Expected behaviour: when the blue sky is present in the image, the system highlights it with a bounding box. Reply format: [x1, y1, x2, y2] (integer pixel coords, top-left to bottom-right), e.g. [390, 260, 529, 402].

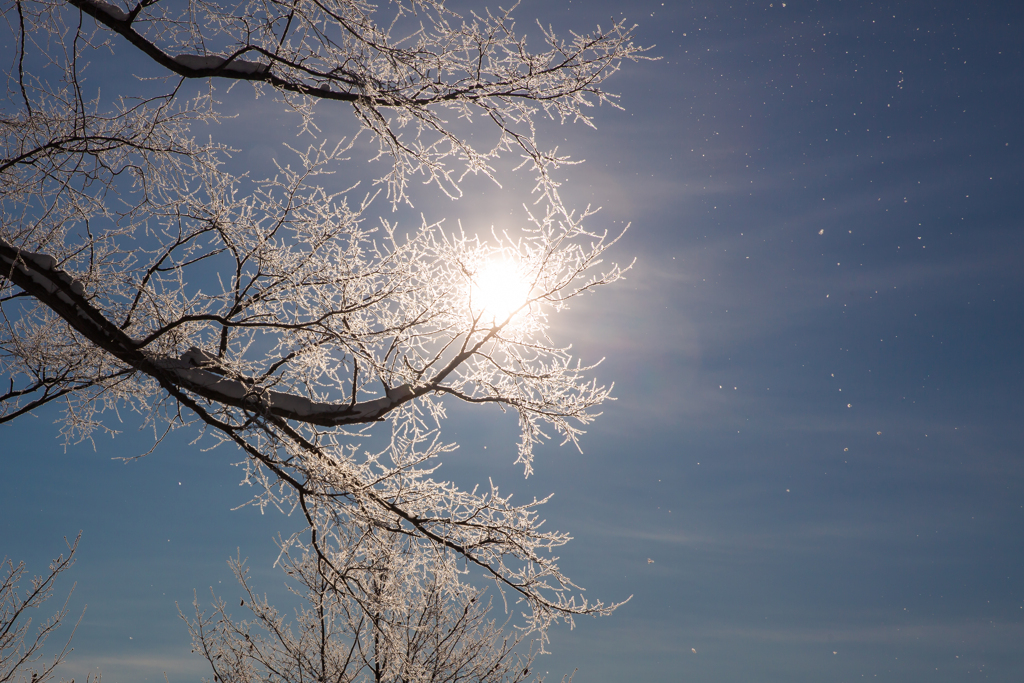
[3, 1, 1023, 681]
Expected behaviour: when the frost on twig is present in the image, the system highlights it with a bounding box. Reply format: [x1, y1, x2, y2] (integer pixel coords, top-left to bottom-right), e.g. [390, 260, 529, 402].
[183, 543, 542, 683]
[63, 0, 651, 205]
[0, 534, 83, 683]
[1, 0, 639, 647]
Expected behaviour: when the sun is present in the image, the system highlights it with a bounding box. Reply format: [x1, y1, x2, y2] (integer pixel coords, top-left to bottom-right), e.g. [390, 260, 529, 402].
[470, 257, 532, 325]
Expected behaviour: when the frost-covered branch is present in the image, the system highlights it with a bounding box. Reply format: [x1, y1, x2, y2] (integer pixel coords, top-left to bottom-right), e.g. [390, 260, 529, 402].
[183, 549, 546, 683]
[1, 0, 638, 659]
[0, 535, 82, 683]
[59, 0, 649, 203]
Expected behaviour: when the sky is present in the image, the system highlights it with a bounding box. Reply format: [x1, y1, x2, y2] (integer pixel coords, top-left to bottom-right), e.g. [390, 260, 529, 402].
[3, 0, 1024, 681]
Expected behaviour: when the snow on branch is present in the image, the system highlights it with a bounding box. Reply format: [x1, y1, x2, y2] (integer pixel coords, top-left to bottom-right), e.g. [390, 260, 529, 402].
[0, 239, 416, 426]
[60, 0, 650, 203]
[171, 54, 268, 75]
[81, 0, 128, 21]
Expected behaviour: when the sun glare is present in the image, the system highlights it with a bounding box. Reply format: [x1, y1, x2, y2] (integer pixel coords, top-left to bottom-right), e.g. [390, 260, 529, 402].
[471, 258, 531, 324]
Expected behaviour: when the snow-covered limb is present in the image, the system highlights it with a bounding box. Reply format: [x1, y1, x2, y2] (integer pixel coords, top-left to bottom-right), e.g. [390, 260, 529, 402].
[60, 0, 650, 204]
[151, 353, 417, 424]
[1, 239, 420, 427]
[80, 0, 128, 22]
[172, 54, 268, 75]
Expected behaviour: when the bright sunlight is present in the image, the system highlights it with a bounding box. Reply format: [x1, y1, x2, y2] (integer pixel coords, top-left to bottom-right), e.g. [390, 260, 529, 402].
[470, 257, 532, 324]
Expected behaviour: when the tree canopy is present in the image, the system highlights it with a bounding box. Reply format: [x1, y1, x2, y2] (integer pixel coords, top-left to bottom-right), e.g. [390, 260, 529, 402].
[1, 0, 646, 678]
